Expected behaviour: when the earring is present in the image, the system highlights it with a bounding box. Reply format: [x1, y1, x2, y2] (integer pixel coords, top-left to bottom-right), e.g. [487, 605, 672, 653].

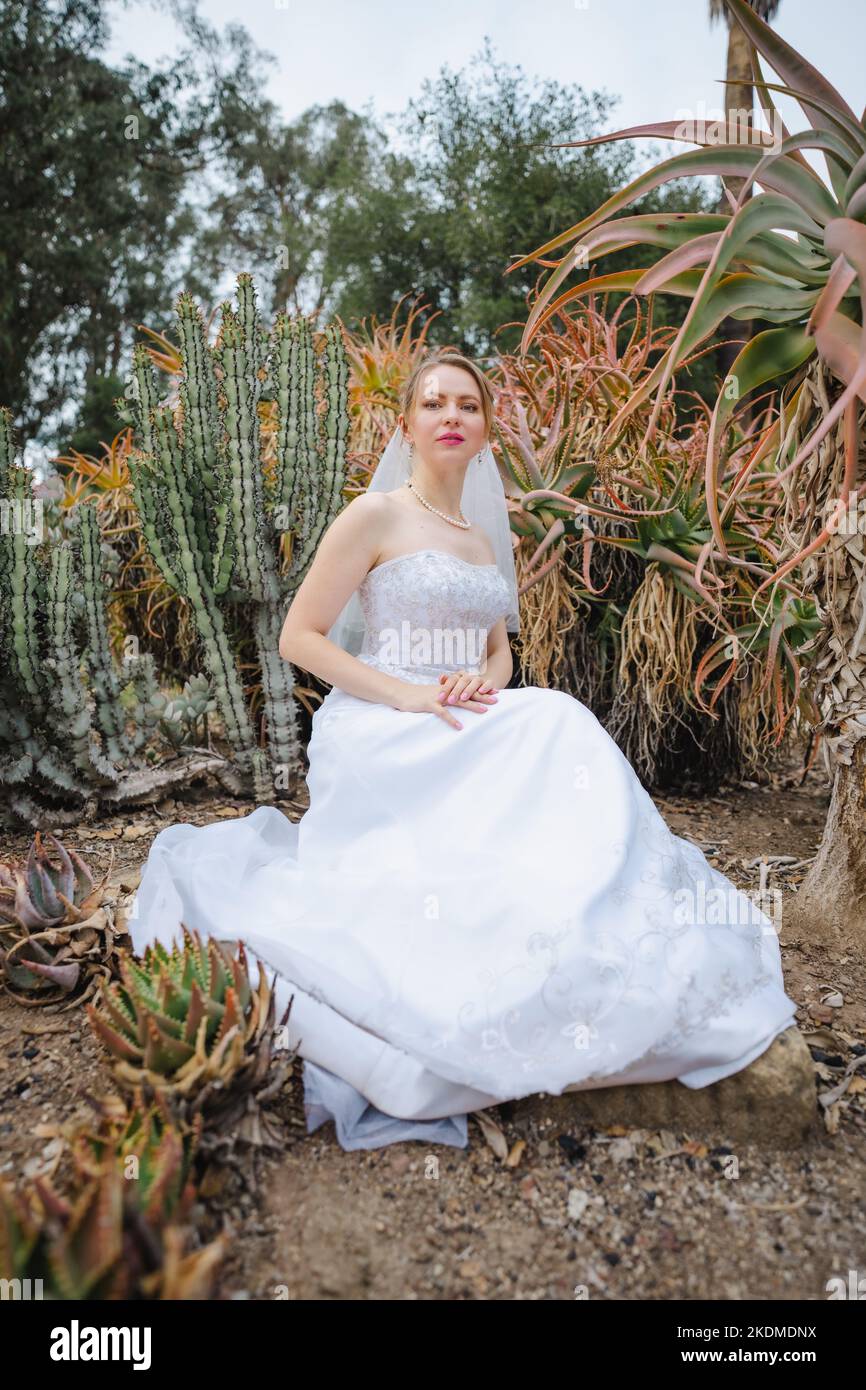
[477, 450, 484, 464]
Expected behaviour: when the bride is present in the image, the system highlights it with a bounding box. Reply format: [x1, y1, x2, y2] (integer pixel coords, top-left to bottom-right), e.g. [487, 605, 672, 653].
[130, 352, 798, 1151]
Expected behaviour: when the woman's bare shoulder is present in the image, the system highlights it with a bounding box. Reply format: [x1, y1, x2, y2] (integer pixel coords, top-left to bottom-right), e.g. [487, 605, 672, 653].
[344, 489, 407, 519]
[466, 523, 497, 565]
[346, 490, 392, 512]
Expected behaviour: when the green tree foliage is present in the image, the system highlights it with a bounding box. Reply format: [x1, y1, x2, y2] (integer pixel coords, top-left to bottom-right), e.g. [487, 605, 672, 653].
[3, 8, 722, 452]
[323, 39, 718, 374]
[0, 0, 274, 446]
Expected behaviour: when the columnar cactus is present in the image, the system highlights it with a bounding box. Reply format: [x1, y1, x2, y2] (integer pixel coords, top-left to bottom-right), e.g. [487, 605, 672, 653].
[0, 411, 229, 827]
[126, 273, 350, 799]
[0, 413, 121, 822]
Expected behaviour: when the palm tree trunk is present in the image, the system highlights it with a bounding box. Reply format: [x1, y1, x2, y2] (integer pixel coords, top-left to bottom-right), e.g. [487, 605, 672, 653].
[789, 740, 866, 952]
[715, 18, 755, 402]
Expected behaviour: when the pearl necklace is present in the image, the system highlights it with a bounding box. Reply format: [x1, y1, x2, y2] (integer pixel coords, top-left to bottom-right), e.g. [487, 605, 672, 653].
[406, 479, 470, 529]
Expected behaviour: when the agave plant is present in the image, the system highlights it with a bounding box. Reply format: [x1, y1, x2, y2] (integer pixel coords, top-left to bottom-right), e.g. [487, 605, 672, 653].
[338, 291, 443, 482]
[511, 0, 866, 945]
[0, 832, 116, 1006]
[87, 926, 294, 1141]
[0, 1088, 223, 1299]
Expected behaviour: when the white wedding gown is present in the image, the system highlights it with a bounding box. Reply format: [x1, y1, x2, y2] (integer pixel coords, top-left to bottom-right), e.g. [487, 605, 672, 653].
[130, 548, 798, 1150]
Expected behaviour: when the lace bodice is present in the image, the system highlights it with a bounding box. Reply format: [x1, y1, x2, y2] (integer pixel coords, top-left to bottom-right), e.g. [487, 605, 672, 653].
[355, 548, 513, 684]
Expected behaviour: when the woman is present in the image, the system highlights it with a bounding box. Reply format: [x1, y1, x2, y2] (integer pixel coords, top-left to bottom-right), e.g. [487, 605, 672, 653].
[130, 351, 798, 1151]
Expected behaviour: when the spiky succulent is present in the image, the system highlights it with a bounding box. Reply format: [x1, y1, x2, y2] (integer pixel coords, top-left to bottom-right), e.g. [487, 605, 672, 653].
[0, 831, 115, 1005]
[0, 1088, 223, 1299]
[149, 673, 218, 750]
[67, 1086, 203, 1225]
[87, 925, 293, 1136]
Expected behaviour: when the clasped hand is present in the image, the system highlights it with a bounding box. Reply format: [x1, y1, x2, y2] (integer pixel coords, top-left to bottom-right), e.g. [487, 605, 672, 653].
[396, 670, 499, 730]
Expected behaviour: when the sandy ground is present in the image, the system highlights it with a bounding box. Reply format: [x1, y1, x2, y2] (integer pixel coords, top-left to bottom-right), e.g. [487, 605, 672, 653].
[1, 747, 864, 1301]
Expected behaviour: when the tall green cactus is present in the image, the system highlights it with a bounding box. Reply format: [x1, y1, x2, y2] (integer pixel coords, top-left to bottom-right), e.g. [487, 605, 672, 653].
[0, 411, 221, 828]
[126, 273, 350, 799]
[0, 414, 114, 821]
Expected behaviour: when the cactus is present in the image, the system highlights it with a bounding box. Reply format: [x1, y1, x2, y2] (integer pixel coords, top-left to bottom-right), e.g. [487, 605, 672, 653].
[126, 273, 350, 802]
[0, 417, 115, 819]
[87, 926, 294, 1137]
[1, 273, 350, 822]
[0, 413, 238, 827]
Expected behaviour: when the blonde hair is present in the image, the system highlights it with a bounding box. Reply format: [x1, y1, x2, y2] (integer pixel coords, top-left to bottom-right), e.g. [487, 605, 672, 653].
[400, 351, 495, 438]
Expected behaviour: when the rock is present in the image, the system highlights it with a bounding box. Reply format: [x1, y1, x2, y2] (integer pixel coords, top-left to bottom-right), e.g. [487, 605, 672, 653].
[514, 1027, 816, 1148]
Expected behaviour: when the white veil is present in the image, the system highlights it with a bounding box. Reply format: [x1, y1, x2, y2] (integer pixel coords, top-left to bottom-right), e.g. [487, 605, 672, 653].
[326, 424, 521, 657]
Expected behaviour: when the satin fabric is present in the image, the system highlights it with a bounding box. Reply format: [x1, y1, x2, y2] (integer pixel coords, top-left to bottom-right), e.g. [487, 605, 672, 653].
[130, 550, 798, 1149]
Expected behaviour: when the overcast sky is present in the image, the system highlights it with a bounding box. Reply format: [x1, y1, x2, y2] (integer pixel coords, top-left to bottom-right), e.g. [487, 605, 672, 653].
[103, 0, 861, 177]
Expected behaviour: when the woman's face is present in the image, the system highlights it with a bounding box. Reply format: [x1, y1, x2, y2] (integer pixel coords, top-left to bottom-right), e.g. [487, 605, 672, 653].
[402, 364, 488, 467]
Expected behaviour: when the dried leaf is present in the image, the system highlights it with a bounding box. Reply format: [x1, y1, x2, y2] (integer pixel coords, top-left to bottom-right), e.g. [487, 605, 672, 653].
[471, 1108, 508, 1160]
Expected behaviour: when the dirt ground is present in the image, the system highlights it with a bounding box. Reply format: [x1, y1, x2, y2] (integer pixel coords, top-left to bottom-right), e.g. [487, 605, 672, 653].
[2, 745, 864, 1301]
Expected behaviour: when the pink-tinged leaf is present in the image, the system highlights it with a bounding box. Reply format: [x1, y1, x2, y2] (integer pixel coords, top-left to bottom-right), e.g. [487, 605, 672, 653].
[526, 518, 566, 572]
[512, 143, 835, 297]
[812, 311, 866, 402]
[705, 327, 816, 555]
[635, 233, 725, 291]
[846, 184, 866, 222]
[725, 0, 858, 126]
[21, 958, 80, 990]
[774, 219, 866, 471]
[806, 253, 857, 336]
[541, 117, 784, 153]
[10, 870, 53, 929]
[519, 153, 835, 355]
[843, 150, 866, 205]
[756, 82, 866, 161]
[87, 1003, 145, 1062]
[749, 45, 814, 179]
[41, 832, 76, 902]
[638, 187, 828, 450]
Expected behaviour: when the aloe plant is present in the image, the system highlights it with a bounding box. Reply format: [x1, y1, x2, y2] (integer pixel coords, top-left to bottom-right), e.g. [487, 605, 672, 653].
[513, 0, 866, 944]
[87, 926, 293, 1137]
[0, 831, 116, 1006]
[512, 0, 863, 550]
[68, 1087, 203, 1227]
[0, 1088, 223, 1300]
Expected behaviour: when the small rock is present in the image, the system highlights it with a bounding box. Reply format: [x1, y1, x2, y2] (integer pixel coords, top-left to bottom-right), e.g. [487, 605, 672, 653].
[567, 1189, 590, 1222]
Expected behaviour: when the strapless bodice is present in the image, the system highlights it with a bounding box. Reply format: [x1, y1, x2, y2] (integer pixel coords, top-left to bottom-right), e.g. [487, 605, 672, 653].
[355, 547, 513, 684]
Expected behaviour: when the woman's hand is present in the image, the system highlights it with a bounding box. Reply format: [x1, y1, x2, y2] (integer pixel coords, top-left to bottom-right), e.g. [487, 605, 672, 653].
[396, 675, 499, 729]
[437, 670, 499, 708]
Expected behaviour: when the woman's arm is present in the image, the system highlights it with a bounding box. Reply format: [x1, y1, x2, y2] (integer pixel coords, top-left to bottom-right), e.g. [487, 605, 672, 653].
[437, 616, 513, 705]
[479, 617, 514, 689]
[278, 493, 412, 709]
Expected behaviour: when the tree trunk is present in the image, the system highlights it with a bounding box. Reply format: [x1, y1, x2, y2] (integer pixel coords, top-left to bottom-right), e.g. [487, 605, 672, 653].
[787, 739, 866, 953]
[715, 20, 754, 398]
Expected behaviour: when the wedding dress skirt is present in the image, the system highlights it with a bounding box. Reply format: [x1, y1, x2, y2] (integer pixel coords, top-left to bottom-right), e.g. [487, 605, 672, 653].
[130, 549, 798, 1150]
